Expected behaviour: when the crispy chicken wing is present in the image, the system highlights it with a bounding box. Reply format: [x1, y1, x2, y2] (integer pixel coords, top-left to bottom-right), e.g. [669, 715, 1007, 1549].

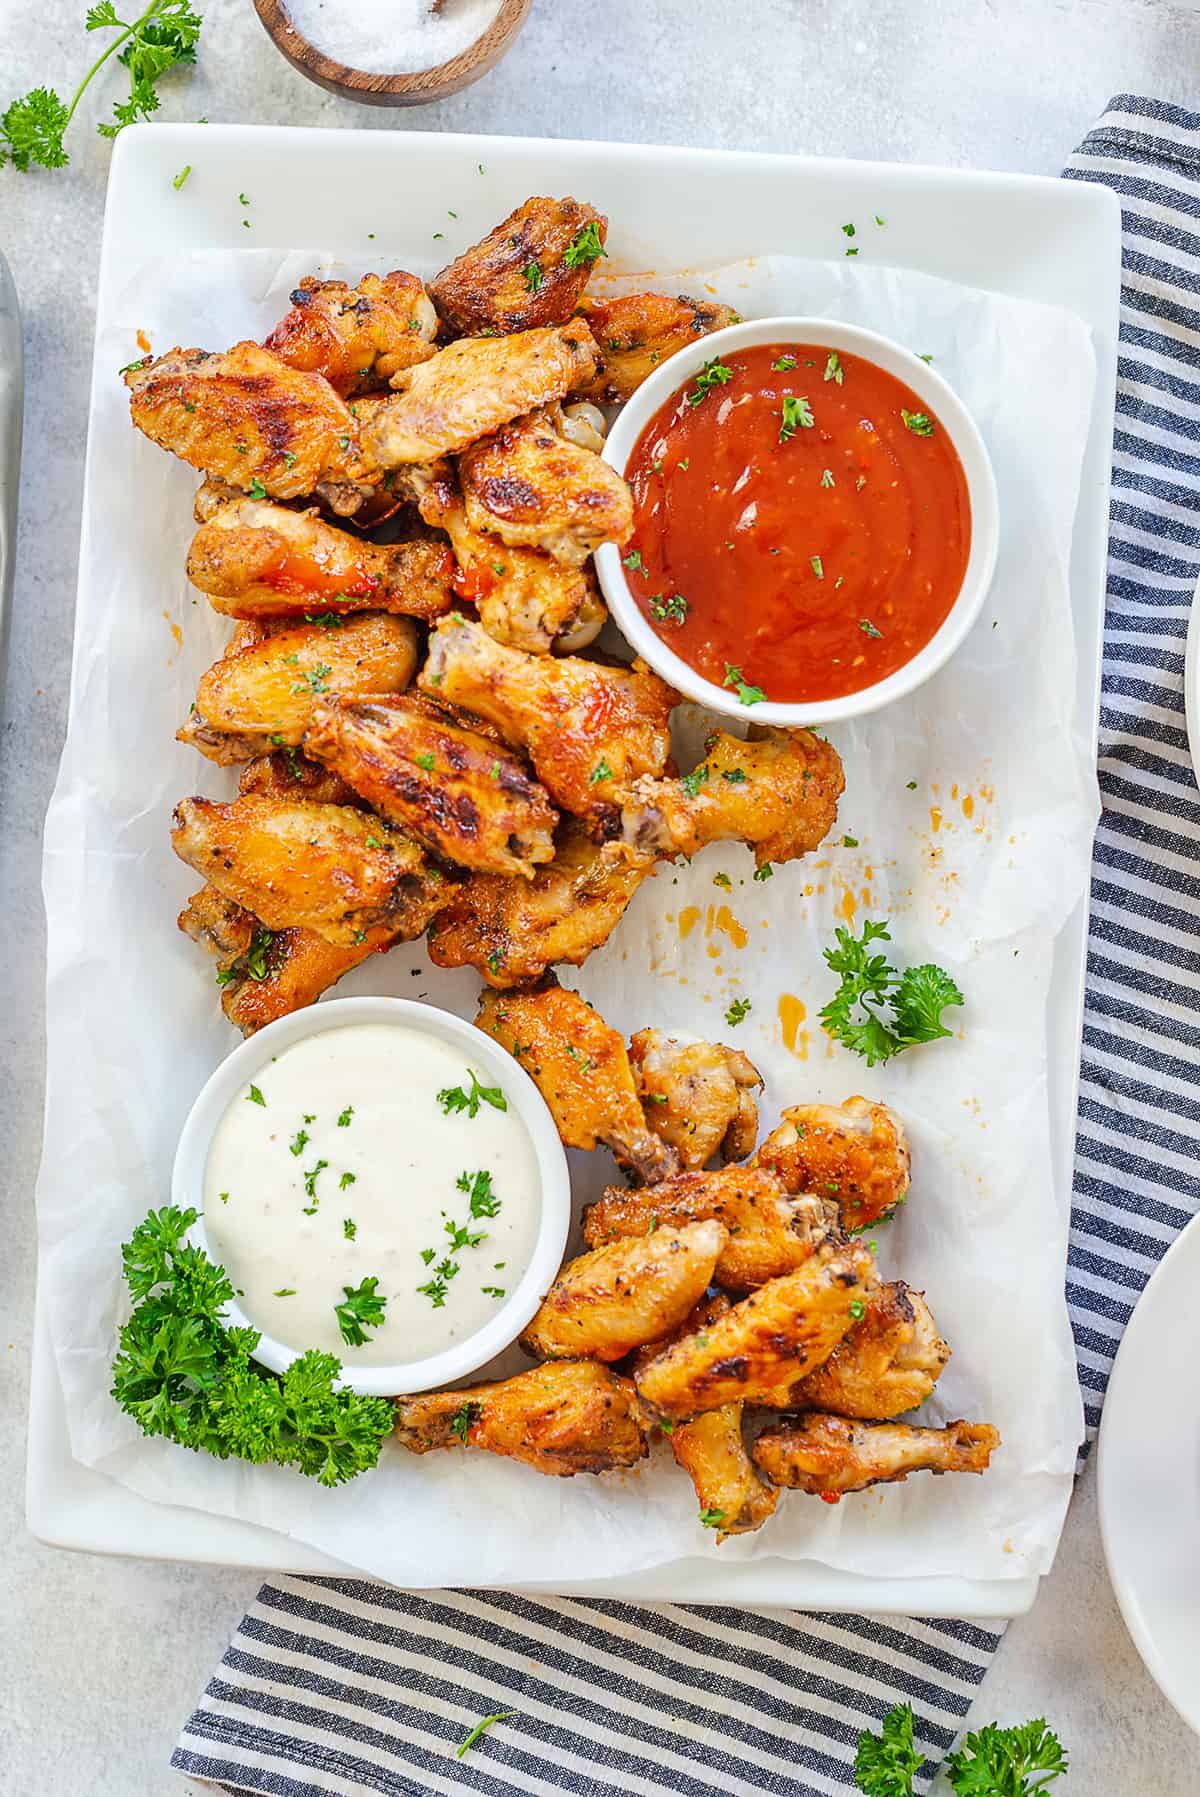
[476, 980, 680, 1183]
[177, 613, 419, 765]
[264, 271, 437, 396]
[428, 817, 654, 987]
[394, 1361, 650, 1477]
[171, 794, 443, 946]
[629, 1028, 762, 1168]
[430, 197, 608, 336]
[238, 749, 365, 807]
[752, 1415, 1000, 1497]
[788, 1282, 949, 1419]
[186, 495, 455, 622]
[584, 1165, 837, 1291]
[520, 1222, 727, 1363]
[361, 324, 601, 466]
[458, 405, 633, 566]
[576, 292, 741, 403]
[304, 693, 558, 878]
[420, 615, 677, 824]
[755, 1098, 911, 1230]
[634, 1241, 878, 1418]
[419, 465, 602, 654]
[178, 885, 400, 1036]
[622, 727, 844, 868]
[126, 342, 373, 499]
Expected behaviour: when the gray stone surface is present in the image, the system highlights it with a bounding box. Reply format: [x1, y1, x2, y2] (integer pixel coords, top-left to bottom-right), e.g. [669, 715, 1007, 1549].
[3, 0, 1200, 1789]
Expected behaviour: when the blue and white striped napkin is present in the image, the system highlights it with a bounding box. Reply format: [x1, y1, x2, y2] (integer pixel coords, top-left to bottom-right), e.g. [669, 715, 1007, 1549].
[172, 96, 1200, 1795]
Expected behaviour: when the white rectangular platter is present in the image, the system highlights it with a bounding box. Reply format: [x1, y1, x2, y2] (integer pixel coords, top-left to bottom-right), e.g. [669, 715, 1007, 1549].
[28, 122, 1121, 1614]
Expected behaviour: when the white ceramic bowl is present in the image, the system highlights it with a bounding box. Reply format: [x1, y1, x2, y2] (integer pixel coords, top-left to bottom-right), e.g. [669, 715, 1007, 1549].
[172, 996, 571, 1396]
[595, 315, 1000, 728]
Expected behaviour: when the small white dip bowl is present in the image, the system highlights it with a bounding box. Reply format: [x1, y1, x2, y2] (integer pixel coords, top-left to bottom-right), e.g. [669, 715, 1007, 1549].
[172, 996, 571, 1397]
[594, 315, 1000, 729]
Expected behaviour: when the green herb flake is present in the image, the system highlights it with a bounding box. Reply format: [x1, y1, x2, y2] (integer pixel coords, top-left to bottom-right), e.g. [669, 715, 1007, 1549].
[820, 468, 835, 488]
[343, 1218, 357, 1239]
[562, 220, 606, 267]
[623, 549, 645, 572]
[901, 409, 934, 437]
[725, 996, 751, 1027]
[723, 662, 765, 706]
[173, 164, 191, 191]
[649, 592, 688, 626]
[524, 259, 543, 292]
[248, 478, 267, 500]
[699, 1507, 726, 1528]
[438, 1070, 507, 1119]
[589, 756, 614, 785]
[772, 354, 798, 371]
[778, 393, 815, 442]
[246, 1084, 266, 1107]
[824, 351, 844, 385]
[860, 618, 883, 638]
[456, 1711, 515, 1760]
[753, 861, 774, 881]
[688, 355, 734, 407]
[335, 1275, 387, 1347]
[810, 554, 825, 579]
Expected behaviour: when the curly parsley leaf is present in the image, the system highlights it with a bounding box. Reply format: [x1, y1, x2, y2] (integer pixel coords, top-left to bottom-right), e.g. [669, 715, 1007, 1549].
[111, 1204, 392, 1486]
[438, 1068, 507, 1118]
[853, 1701, 923, 1796]
[944, 1719, 1067, 1796]
[821, 919, 964, 1066]
[334, 1275, 387, 1347]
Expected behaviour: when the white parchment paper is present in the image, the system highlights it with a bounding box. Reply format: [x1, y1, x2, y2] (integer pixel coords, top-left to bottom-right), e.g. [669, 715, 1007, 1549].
[37, 248, 1097, 1587]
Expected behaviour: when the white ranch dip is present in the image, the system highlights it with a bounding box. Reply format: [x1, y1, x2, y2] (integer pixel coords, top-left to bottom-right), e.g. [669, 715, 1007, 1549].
[204, 1023, 541, 1368]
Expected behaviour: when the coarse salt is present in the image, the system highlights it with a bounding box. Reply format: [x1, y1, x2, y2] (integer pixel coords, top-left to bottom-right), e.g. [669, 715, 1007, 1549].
[283, 0, 504, 75]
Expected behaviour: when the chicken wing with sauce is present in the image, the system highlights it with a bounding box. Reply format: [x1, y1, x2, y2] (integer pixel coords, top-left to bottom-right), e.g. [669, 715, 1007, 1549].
[788, 1281, 949, 1419]
[178, 613, 419, 765]
[476, 980, 678, 1182]
[430, 197, 608, 337]
[520, 1222, 727, 1363]
[428, 817, 654, 987]
[419, 615, 676, 825]
[360, 323, 601, 465]
[126, 342, 374, 500]
[264, 271, 437, 396]
[622, 727, 844, 868]
[584, 1165, 837, 1291]
[755, 1097, 911, 1230]
[171, 794, 443, 947]
[576, 292, 741, 404]
[304, 693, 558, 878]
[185, 495, 454, 622]
[752, 1415, 1000, 1498]
[458, 405, 633, 566]
[393, 1361, 650, 1478]
[629, 1028, 762, 1168]
[178, 885, 399, 1036]
[634, 1241, 878, 1419]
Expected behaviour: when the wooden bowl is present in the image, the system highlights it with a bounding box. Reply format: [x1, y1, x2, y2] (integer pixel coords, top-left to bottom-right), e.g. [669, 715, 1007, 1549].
[253, 0, 533, 106]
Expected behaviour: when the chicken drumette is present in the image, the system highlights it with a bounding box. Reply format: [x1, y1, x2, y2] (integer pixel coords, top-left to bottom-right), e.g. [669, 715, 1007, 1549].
[458, 405, 633, 565]
[430, 197, 608, 336]
[576, 292, 741, 403]
[755, 1097, 911, 1230]
[263, 271, 438, 396]
[475, 979, 679, 1182]
[520, 1223, 727, 1363]
[629, 1028, 762, 1168]
[752, 1416, 1000, 1498]
[788, 1281, 950, 1419]
[394, 1361, 651, 1477]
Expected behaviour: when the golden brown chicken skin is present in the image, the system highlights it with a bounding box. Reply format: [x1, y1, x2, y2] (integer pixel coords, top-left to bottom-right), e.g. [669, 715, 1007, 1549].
[420, 466, 602, 655]
[125, 342, 374, 499]
[755, 1097, 911, 1230]
[238, 749, 365, 808]
[430, 197, 608, 337]
[428, 817, 654, 988]
[634, 1240, 878, 1419]
[263, 271, 438, 396]
[186, 496, 455, 623]
[171, 794, 441, 946]
[178, 885, 402, 1036]
[576, 292, 741, 403]
[177, 613, 419, 766]
[788, 1281, 949, 1420]
[476, 979, 679, 1183]
[394, 1361, 650, 1478]
[584, 1165, 837, 1291]
[752, 1416, 1000, 1498]
[629, 1029, 762, 1168]
[420, 615, 677, 826]
[361, 323, 602, 466]
[520, 1222, 727, 1364]
[458, 405, 633, 566]
[304, 693, 558, 878]
[621, 727, 844, 869]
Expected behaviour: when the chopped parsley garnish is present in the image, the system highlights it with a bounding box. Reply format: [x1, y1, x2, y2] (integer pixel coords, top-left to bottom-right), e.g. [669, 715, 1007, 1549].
[303, 1160, 327, 1198]
[753, 862, 774, 881]
[304, 611, 347, 629]
[481, 1285, 506, 1299]
[562, 220, 606, 267]
[343, 1218, 357, 1240]
[173, 164, 191, 190]
[725, 996, 752, 1026]
[292, 663, 332, 697]
[846, 246, 860, 257]
[778, 394, 814, 441]
[722, 767, 747, 783]
[841, 222, 856, 238]
[437, 1069, 507, 1117]
[821, 918, 964, 1066]
[590, 756, 614, 784]
[849, 1299, 866, 1321]
[524, 260, 543, 291]
[713, 872, 732, 890]
[289, 1128, 309, 1157]
[450, 1401, 478, 1442]
[623, 549, 645, 572]
[246, 1084, 266, 1107]
[810, 554, 825, 579]
[457, 1168, 501, 1219]
[820, 468, 835, 488]
[456, 1711, 515, 1759]
[273, 1288, 296, 1297]
[699, 1507, 726, 1528]
[248, 477, 267, 499]
[682, 763, 710, 798]
[416, 751, 435, 771]
[649, 592, 688, 626]
[772, 354, 798, 371]
[842, 835, 859, 847]
[334, 1275, 387, 1347]
[243, 927, 273, 981]
[337, 1105, 353, 1127]
[723, 662, 765, 706]
[339, 1171, 356, 1190]
[824, 351, 844, 385]
[688, 356, 734, 406]
[901, 409, 934, 436]
[860, 618, 883, 638]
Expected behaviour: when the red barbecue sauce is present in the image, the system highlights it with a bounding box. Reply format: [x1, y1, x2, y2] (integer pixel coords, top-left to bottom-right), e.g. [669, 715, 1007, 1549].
[624, 344, 971, 704]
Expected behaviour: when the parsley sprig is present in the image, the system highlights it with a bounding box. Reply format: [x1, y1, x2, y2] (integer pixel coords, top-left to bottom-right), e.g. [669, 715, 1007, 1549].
[2, 1, 203, 173]
[335, 1275, 387, 1347]
[437, 1069, 507, 1117]
[821, 919, 964, 1066]
[853, 1701, 1067, 1796]
[110, 1205, 392, 1487]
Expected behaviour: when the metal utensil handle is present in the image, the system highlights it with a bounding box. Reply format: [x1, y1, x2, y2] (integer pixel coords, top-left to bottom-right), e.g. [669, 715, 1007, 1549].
[0, 251, 23, 697]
